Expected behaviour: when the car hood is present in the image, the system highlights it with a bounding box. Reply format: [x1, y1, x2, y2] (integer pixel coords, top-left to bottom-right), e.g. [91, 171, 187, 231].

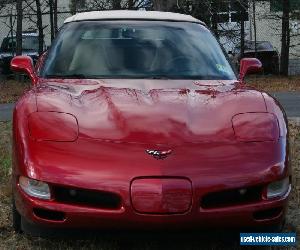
[35, 79, 267, 145]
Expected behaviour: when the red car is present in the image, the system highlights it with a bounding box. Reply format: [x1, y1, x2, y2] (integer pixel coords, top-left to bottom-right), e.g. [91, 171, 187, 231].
[10, 11, 290, 236]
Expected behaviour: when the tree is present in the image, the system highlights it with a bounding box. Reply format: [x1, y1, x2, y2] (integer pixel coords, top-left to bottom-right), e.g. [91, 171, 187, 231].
[280, 0, 290, 75]
[112, 0, 121, 9]
[47, 0, 58, 40]
[35, 0, 44, 55]
[22, 0, 47, 54]
[252, 0, 257, 57]
[0, 0, 10, 9]
[124, 0, 152, 9]
[237, 0, 248, 58]
[128, 0, 134, 9]
[49, 0, 54, 41]
[16, 0, 22, 55]
[70, 0, 77, 14]
[53, 0, 58, 35]
[85, 0, 151, 10]
[252, 0, 299, 75]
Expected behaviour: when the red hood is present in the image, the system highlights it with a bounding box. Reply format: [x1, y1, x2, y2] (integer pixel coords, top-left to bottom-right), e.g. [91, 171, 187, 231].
[35, 79, 266, 145]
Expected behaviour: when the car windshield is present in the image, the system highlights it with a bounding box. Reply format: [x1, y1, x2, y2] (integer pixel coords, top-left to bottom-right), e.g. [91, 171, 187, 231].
[0, 35, 39, 52]
[41, 21, 236, 80]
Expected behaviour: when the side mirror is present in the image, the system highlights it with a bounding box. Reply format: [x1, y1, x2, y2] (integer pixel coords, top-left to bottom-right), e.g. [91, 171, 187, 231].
[239, 58, 263, 82]
[10, 56, 38, 84]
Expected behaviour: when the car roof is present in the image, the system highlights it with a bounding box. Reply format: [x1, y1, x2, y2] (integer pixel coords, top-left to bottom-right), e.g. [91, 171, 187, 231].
[64, 10, 204, 25]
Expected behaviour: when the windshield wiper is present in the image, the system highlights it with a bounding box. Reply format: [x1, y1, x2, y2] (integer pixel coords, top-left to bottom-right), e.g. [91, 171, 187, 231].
[45, 74, 87, 79]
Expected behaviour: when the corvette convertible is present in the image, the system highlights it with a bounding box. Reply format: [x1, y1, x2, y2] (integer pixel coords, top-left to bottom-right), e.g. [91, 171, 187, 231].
[10, 11, 291, 235]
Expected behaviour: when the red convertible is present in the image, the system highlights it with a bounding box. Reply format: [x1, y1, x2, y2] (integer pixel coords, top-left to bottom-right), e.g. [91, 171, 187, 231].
[10, 11, 290, 236]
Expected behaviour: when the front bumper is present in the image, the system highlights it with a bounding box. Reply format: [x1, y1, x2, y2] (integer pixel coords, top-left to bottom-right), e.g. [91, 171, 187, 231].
[13, 135, 291, 233]
[14, 180, 290, 232]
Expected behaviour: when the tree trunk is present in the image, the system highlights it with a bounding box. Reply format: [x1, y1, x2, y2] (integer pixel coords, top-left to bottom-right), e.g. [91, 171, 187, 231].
[70, 0, 77, 15]
[16, 0, 23, 56]
[128, 0, 134, 9]
[36, 0, 44, 55]
[280, 0, 290, 76]
[240, 20, 245, 58]
[252, 0, 257, 58]
[112, 0, 122, 9]
[240, 0, 247, 58]
[9, 12, 14, 55]
[54, 0, 58, 35]
[49, 0, 54, 41]
[211, 3, 218, 37]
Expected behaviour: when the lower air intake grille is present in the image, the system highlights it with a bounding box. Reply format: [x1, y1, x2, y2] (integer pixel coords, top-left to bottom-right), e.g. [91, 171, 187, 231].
[33, 208, 65, 221]
[53, 186, 121, 209]
[201, 186, 263, 209]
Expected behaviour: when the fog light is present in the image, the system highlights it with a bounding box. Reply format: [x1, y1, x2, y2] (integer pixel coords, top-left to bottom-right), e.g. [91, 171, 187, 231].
[267, 177, 290, 199]
[239, 188, 247, 195]
[19, 176, 51, 200]
[69, 189, 77, 196]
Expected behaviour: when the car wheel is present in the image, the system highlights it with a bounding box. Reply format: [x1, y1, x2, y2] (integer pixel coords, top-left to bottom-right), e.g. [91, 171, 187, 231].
[12, 198, 22, 233]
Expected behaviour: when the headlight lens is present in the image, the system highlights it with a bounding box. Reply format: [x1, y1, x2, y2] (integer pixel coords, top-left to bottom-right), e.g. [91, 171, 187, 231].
[19, 176, 51, 200]
[232, 113, 279, 142]
[267, 177, 290, 199]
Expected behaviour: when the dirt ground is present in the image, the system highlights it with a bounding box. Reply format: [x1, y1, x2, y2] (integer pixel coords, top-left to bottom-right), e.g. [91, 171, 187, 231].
[0, 121, 299, 250]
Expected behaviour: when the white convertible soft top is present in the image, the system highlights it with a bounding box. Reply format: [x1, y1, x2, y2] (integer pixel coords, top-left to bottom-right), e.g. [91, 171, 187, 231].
[64, 10, 204, 24]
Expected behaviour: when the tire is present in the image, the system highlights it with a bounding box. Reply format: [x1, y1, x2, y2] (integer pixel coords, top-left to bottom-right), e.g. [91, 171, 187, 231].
[12, 199, 22, 233]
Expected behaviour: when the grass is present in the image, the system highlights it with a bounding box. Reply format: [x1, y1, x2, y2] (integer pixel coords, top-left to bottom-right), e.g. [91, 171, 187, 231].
[247, 75, 300, 92]
[0, 121, 299, 249]
[0, 122, 11, 180]
[0, 78, 30, 104]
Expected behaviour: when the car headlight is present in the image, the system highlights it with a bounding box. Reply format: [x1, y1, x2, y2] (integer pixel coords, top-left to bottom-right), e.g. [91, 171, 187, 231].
[232, 113, 279, 142]
[19, 176, 51, 200]
[267, 177, 290, 199]
[28, 112, 78, 142]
